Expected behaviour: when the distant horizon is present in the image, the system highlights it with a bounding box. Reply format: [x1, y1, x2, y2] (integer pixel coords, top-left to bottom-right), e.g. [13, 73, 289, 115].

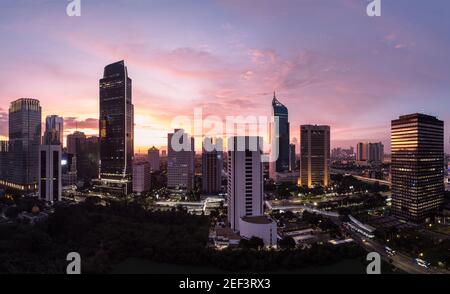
[1, 1, 450, 152]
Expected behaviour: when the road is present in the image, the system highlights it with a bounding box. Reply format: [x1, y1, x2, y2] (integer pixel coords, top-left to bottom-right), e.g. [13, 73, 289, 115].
[323, 213, 449, 274]
[345, 229, 436, 274]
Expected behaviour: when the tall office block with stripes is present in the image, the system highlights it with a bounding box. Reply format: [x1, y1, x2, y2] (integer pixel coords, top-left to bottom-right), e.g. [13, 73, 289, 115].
[391, 113, 444, 222]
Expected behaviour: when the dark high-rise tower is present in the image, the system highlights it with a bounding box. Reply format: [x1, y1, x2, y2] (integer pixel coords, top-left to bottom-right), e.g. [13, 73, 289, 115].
[5, 98, 42, 191]
[391, 113, 444, 222]
[98, 61, 134, 195]
[300, 125, 330, 188]
[270, 92, 290, 180]
[202, 137, 223, 195]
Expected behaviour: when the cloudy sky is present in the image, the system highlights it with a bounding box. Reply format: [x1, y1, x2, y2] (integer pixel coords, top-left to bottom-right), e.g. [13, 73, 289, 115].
[0, 0, 450, 152]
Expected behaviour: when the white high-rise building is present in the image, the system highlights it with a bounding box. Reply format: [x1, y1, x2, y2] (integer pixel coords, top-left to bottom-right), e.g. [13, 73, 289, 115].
[39, 145, 62, 202]
[167, 129, 195, 190]
[227, 136, 264, 231]
[148, 146, 160, 172]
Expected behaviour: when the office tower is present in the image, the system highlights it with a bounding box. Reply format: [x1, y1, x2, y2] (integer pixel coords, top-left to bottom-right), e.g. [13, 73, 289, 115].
[39, 145, 62, 202]
[6, 98, 41, 191]
[148, 146, 160, 172]
[202, 138, 223, 195]
[132, 161, 151, 195]
[368, 142, 384, 163]
[356, 142, 384, 164]
[81, 136, 99, 181]
[356, 143, 367, 162]
[67, 131, 86, 155]
[167, 129, 195, 190]
[66, 131, 99, 181]
[44, 115, 64, 145]
[227, 136, 264, 231]
[61, 152, 77, 186]
[299, 125, 330, 188]
[98, 60, 134, 195]
[269, 93, 290, 179]
[289, 143, 296, 171]
[391, 113, 444, 222]
[0, 141, 9, 183]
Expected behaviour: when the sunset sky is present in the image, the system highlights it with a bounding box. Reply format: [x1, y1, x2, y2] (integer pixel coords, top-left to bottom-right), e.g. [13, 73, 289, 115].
[1, 0, 450, 152]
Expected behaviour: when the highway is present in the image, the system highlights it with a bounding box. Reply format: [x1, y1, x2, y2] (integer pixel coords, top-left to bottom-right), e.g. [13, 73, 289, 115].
[332, 216, 449, 274]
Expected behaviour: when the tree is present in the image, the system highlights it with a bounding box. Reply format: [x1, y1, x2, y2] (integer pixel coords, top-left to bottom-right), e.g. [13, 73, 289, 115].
[279, 236, 296, 250]
[240, 237, 264, 249]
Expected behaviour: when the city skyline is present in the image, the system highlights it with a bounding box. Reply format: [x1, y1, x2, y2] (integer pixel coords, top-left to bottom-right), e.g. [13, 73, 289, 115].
[1, 1, 450, 152]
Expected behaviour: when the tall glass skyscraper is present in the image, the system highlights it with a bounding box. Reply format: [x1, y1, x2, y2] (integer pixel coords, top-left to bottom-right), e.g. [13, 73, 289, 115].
[7, 98, 42, 191]
[98, 61, 134, 195]
[391, 113, 444, 222]
[270, 93, 290, 179]
[44, 115, 64, 145]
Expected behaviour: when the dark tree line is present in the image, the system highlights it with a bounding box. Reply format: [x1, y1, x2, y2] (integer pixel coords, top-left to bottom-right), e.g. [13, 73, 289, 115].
[0, 198, 365, 273]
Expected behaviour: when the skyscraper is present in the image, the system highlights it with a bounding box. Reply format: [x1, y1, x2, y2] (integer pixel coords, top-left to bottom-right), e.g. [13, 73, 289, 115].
[148, 146, 160, 172]
[167, 129, 195, 190]
[269, 93, 290, 180]
[67, 131, 86, 155]
[132, 161, 151, 195]
[391, 113, 444, 222]
[98, 61, 134, 195]
[202, 137, 223, 195]
[61, 152, 77, 187]
[39, 145, 62, 202]
[299, 125, 330, 188]
[356, 142, 384, 165]
[289, 143, 296, 172]
[0, 141, 9, 183]
[227, 136, 264, 231]
[40, 114, 62, 202]
[44, 115, 64, 146]
[5, 98, 42, 191]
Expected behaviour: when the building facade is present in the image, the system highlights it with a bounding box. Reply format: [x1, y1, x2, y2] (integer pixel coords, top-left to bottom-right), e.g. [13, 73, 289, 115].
[356, 142, 384, 165]
[148, 146, 160, 172]
[167, 129, 195, 190]
[98, 60, 134, 195]
[202, 138, 223, 195]
[0, 141, 9, 183]
[299, 125, 330, 188]
[132, 161, 151, 195]
[239, 216, 277, 246]
[44, 115, 64, 146]
[39, 144, 62, 202]
[391, 113, 444, 222]
[269, 93, 290, 180]
[289, 143, 296, 172]
[227, 136, 264, 231]
[4, 98, 42, 191]
[62, 152, 77, 187]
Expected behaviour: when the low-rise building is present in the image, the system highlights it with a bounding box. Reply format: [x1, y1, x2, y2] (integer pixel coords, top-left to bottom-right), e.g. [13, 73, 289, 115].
[238, 215, 277, 247]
